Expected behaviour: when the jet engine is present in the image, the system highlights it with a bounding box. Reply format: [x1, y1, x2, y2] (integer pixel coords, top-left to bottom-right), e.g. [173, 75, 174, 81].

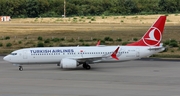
[60, 58, 78, 69]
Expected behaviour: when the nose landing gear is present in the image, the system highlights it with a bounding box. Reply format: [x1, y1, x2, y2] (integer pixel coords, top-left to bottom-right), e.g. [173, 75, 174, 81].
[13, 64, 23, 71]
[19, 66, 23, 71]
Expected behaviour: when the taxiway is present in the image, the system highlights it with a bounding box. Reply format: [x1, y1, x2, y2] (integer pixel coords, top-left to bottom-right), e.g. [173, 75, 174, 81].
[0, 56, 180, 96]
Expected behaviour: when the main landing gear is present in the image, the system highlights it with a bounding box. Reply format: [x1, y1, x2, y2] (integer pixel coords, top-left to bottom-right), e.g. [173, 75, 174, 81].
[19, 66, 23, 71]
[82, 64, 91, 70]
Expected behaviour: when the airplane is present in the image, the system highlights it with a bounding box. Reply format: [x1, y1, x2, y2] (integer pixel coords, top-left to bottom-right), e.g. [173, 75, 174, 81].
[96, 40, 101, 46]
[3, 16, 166, 71]
[77, 40, 101, 47]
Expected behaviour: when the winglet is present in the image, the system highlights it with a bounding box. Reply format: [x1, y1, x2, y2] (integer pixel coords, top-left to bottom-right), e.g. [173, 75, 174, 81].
[111, 47, 120, 60]
[96, 40, 101, 46]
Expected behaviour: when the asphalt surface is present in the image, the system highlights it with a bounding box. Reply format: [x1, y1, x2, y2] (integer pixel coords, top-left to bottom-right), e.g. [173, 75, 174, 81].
[0, 56, 180, 96]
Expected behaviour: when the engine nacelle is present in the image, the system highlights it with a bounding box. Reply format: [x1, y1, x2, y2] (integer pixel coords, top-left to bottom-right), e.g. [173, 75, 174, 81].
[60, 58, 77, 69]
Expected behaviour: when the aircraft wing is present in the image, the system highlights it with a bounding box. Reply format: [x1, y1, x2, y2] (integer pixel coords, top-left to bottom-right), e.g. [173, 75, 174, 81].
[72, 56, 103, 64]
[70, 46, 120, 63]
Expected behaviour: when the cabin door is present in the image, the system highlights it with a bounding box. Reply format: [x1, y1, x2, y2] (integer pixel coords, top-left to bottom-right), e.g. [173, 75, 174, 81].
[136, 48, 140, 57]
[23, 50, 28, 59]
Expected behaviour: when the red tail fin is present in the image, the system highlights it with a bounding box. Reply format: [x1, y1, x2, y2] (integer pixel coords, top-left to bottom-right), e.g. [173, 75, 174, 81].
[127, 16, 166, 46]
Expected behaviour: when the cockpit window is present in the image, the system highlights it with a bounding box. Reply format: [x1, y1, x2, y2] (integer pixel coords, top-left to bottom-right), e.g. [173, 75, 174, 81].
[11, 53, 17, 55]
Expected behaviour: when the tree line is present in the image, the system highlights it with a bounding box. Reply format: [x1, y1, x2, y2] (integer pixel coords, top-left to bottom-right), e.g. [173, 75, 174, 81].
[0, 0, 180, 18]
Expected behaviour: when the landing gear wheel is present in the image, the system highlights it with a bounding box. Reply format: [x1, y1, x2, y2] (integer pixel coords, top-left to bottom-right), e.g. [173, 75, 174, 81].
[83, 64, 91, 70]
[19, 66, 23, 71]
[85, 64, 91, 70]
[82, 64, 86, 69]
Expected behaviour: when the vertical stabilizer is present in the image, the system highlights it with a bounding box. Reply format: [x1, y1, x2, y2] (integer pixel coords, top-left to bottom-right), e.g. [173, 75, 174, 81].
[127, 16, 166, 46]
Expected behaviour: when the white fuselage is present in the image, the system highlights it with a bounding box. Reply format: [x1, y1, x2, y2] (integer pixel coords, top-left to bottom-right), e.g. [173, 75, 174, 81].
[3, 46, 164, 65]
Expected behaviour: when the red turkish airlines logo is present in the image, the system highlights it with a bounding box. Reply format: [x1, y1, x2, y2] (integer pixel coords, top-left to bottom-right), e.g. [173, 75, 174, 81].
[142, 27, 162, 46]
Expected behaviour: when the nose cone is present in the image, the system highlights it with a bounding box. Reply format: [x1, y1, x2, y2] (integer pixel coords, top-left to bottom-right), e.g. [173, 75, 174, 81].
[3, 55, 10, 62]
